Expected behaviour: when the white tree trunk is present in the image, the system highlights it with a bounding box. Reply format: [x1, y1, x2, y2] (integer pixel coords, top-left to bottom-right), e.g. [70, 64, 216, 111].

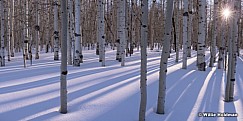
[67, 0, 72, 65]
[187, 0, 192, 57]
[139, 0, 148, 120]
[157, 0, 174, 114]
[225, 0, 240, 102]
[182, 0, 188, 69]
[209, 0, 218, 67]
[35, 0, 40, 59]
[225, 21, 233, 102]
[175, 1, 180, 63]
[197, 0, 206, 71]
[10, 0, 14, 57]
[7, 0, 11, 61]
[54, 0, 59, 60]
[97, 0, 105, 66]
[23, 0, 28, 67]
[218, 22, 225, 69]
[118, 0, 126, 66]
[0, 0, 5, 66]
[73, 0, 81, 66]
[60, 0, 68, 114]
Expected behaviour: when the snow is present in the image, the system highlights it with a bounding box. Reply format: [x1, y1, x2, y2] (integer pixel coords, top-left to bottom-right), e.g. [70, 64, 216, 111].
[0, 48, 243, 121]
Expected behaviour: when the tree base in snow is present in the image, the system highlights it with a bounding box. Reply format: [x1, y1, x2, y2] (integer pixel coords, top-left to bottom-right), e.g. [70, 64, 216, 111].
[198, 62, 206, 71]
[54, 55, 59, 60]
[73, 59, 80, 66]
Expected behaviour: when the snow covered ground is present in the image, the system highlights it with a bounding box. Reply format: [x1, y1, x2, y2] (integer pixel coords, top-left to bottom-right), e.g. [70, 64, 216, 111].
[0, 48, 242, 121]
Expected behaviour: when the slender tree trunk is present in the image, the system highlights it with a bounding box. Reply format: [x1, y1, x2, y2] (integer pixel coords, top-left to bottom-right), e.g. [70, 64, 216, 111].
[35, 0, 40, 59]
[73, 0, 81, 66]
[139, 0, 148, 120]
[187, 0, 192, 57]
[157, 0, 174, 114]
[97, 0, 106, 66]
[10, 0, 14, 57]
[60, 0, 68, 114]
[0, 0, 5, 66]
[67, 0, 72, 65]
[118, 0, 126, 66]
[7, 0, 11, 61]
[227, 0, 240, 102]
[197, 0, 206, 71]
[218, 22, 225, 69]
[182, 0, 188, 69]
[23, 0, 28, 67]
[175, 1, 180, 63]
[54, 0, 59, 60]
[225, 20, 233, 102]
[209, 0, 218, 67]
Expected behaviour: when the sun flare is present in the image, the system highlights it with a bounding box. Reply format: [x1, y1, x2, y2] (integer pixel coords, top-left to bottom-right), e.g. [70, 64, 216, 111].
[222, 8, 231, 19]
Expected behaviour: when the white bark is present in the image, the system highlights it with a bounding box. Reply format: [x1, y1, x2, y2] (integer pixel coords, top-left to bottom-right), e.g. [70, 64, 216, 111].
[225, 0, 240, 102]
[0, 0, 5, 66]
[225, 21, 233, 102]
[7, 0, 10, 61]
[175, 1, 180, 63]
[209, 0, 218, 67]
[97, 0, 105, 66]
[54, 0, 59, 60]
[116, 0, 121, 61]
[187, 0, 192, 57]
[60, 0, 68, 114]
[118, 0, 126, 66]
[23, 0, 28, 67]
[139, 0, 148, 120]
[35, 0, 40, 59]
[157, 0, 174, 114]
[197, 0, 206, 71]
[73, 0, 81, 66]
[10, 0, 14, 57]
[67, 0, 72, 65]
[218, 22, 225, 69]
[182, 0, 188, 69]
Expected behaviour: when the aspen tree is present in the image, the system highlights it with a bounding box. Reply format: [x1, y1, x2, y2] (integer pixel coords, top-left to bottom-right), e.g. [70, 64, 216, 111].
[116, 0, 121, 61]
[197, 0, 206, 71]
[139, 0, 148, 120]
[157, 0, 174, 114]
[175, 1, 180, 63]
[225, 20, 233, 102]
[7, 0, 11, 61]
[150, 0, 156, 50]
[35, 0, 40, 59]
[97, 0, 105, 66]
[67, 0, 72, 65]
[225, 0, 240, 102]
[10, 0, 14, 57]
[45, 0, 50, 53]
[187, 0, 192, 57]
[218, 21, 226, 69]
[60, 0, 68, 114]
[23, 0, 29, 67]
[117, 0, 126, 66]
[0, 0, 5, 66]
[73, 0, 82, 66]
[209, 0, 218, 67]
[54, 0, 59, 60]
[182, 0, 188, 69]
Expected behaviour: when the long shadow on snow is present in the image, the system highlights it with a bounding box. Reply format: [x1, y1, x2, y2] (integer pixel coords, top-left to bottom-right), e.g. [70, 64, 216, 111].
[0, 55, 161, 95]
[0, 64, 160, 120]
[32, 65, 161, 121]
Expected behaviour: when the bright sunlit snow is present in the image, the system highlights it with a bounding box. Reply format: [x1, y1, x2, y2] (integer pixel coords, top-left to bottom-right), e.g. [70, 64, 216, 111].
[0, 48, 243, 121]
